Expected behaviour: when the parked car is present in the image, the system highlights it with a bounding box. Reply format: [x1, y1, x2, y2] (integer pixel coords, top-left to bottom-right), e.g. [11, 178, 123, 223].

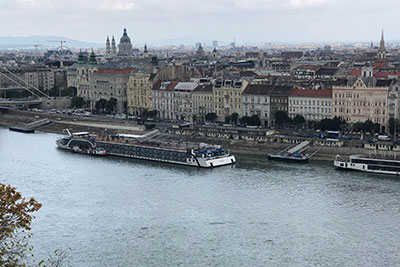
[378, 135, 390, 141]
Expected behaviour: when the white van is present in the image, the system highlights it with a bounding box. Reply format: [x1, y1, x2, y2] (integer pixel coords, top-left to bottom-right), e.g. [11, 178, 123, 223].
[378, 135, 390, 141]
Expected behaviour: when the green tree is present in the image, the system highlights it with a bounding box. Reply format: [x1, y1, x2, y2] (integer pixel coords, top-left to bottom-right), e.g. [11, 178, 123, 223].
[71, 96, 85, 108]
[317, 116, 346, 131]
[0, 184, 42, 266]
[363, 119, 375, 133]
[147, 110, 158, 118]
[239, 116, 250, 125]
[105, 98, 118, 113]
[389, 118, 400, 134]
[95, 99, 107, 112]
[205, 113, 217, 122]
[248, 115, 261, 126]
[274, 111, 291, 126]
[48, 87, 60, 97]
[353, 122, 364, 132]
[293, 115, 305, 125]
[374, 123, 381, 133]
[61, 87, 77, 97]
[224, 115, 231, 124]
[231, 113, 239, 125]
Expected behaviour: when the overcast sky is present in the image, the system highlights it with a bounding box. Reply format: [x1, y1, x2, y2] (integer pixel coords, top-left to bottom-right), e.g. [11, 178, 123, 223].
[0, 0, 398, 46]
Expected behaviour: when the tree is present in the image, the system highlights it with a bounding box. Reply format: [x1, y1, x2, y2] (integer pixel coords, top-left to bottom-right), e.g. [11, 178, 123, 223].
[274, 111, 291, 126]
[48, 87, 60, 97]
[95, 99, 107, 112]
[231, 113, 239, 125]
[353, 122, 364, 132]
[0, 184, 42, 266]
[105, 98, 118, 113]
[389, 118, 400, 135]
[205, 113, 217, 122]
[364, 119, 375, 133]
[224, 115, 231, 124]
[71, 96, 85, 108]
[317, 116, 346, 131]
[239, 116, 250, 125]
[147, 110, 158, 118]
[248, 115, 261, 126]
[374, 123, 381, 133]
[293, 115, 305, 125]
[61, 87, 77, 97]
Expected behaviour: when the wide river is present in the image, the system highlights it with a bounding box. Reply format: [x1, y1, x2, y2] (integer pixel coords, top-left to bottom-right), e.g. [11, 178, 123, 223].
[1, 128, 400, 266]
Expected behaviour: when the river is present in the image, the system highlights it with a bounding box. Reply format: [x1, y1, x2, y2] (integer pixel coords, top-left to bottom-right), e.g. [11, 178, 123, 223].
[1, 128, 400, 266]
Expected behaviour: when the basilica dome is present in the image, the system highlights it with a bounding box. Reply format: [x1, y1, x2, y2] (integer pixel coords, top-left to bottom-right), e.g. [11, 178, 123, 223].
[120, 28, 131, 44]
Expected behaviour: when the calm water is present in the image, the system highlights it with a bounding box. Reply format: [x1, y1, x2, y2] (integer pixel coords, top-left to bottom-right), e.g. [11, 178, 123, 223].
[1, 128, 400, 267]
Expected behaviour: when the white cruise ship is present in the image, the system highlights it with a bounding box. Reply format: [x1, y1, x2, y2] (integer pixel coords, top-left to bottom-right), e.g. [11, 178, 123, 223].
[334, 154, 400, 175]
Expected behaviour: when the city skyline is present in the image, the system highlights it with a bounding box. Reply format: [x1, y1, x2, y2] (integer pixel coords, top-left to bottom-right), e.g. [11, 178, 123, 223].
[1, 0, 399, 45]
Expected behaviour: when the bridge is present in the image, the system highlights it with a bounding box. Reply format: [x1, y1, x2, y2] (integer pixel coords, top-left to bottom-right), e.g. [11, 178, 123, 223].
[0, 63, 50, 99]
[0, 99, 43, 105]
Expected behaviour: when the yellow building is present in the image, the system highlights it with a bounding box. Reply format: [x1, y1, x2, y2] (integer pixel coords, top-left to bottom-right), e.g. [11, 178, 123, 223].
[127, 70, 158, 115]
[213, 79, 249, 120]
[333, 77, 389, 132]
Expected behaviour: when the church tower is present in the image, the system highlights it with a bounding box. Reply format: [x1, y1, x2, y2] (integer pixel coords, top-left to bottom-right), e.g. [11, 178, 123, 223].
[378, 30, 387, 60]
[106, 36, 111, 54]
[143, 43, 148, 58]
[212, 47, 218, 58]
[111, 36, 117, 55]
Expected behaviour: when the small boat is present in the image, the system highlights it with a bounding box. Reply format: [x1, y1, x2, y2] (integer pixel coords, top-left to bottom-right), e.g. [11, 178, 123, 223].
[268, 152, 309, 163]
[9, 126, 35, 133]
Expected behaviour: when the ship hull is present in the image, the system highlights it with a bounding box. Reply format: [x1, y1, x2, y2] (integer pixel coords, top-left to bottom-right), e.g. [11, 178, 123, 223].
[56, 137, 235, 168]
[268, 154, 309, 163]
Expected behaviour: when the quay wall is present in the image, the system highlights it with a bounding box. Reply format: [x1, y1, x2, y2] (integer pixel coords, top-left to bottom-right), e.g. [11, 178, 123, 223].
[2, 110, 400, 162]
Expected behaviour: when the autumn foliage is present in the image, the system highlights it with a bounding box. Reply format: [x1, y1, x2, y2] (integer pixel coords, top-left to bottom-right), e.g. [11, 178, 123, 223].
[0, 183, 42, 266]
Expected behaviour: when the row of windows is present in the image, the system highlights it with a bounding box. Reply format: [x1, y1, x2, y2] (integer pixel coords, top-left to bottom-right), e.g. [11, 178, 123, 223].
[289, 107, 331, 113]
[290, 99, 331, 106]
[334, 108, 385, 115]
[335, 101, 386, 107]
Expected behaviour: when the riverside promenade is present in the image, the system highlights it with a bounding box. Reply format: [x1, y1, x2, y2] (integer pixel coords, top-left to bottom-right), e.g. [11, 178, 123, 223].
[1, 109, 396, 161]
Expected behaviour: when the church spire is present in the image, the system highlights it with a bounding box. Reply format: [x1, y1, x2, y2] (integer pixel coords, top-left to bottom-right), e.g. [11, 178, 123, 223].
[106, 36, 110, 54]
[380, 29, 385, 49]
[378, 29, 387, 60]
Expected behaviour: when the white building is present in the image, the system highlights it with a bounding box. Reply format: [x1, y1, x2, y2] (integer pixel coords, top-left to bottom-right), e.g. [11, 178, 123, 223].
[173, 82, 198, 122]
[242, 84, 274, 126]
[152, 81, 178, 120]
[289, 88, 332, 121]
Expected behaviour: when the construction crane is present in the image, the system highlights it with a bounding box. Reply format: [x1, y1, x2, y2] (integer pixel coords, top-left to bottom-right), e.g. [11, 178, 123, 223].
[46, 40, 66, 49]
[32, 44, 43, 57]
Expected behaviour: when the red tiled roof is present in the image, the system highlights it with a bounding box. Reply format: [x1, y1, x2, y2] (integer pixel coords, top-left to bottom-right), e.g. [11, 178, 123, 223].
[348, 68, 361, 76]
[373, 60, 388, 69]
[152, 81, 179, 91]
[290, 88, 332, 98]
[243, 84, 274, 95]
[374, 71, 400, 78]
[152, 81, 162, 90]
[96, 68, 135, 74]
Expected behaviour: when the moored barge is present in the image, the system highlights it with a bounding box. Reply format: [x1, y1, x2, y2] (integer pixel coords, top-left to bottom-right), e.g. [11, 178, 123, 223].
[56, 131, 236, 168]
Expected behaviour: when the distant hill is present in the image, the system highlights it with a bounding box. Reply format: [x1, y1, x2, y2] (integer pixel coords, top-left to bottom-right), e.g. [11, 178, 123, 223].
[0, 36, 102, 50]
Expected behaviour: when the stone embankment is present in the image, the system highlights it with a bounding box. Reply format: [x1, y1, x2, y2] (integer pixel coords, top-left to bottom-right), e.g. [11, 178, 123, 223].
[0, 110, 375, 162]
[0, 110, 145, 135]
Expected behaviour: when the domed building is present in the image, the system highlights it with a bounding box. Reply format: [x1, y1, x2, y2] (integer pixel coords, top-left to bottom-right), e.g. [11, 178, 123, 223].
[118, 28, 133, 56]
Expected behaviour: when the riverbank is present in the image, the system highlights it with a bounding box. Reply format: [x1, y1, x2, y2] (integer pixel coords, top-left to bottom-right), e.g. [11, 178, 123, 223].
[0, 110, 371, 161]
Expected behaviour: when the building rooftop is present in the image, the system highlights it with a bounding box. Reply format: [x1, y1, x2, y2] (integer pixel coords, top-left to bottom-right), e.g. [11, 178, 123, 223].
[243, 84, 274, 95]
[174, 82, 198, 91]
[95, 68, 134, 75]
[290, 88, 332, 98]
